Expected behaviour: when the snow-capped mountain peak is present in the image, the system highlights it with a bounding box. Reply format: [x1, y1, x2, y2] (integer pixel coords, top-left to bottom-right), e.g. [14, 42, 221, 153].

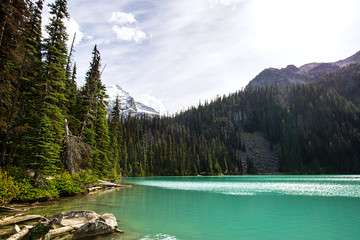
[106, 85, 159, 118]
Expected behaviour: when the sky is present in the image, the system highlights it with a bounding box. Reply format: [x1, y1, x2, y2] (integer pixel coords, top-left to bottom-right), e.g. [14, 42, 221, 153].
[44, 0, 360, 114]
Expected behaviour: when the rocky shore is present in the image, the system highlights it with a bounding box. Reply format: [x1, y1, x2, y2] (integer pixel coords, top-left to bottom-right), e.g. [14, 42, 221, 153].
[0, 180, 132, 239]
[0, 210, 122, 239]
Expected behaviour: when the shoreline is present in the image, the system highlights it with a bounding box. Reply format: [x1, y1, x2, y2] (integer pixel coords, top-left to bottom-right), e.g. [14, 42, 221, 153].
[1, 183, 132, 215]
[0, 185, 132, 239]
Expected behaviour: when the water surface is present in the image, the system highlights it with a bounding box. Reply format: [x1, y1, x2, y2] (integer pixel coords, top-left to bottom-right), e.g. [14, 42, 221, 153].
[29, 175, 360, 239]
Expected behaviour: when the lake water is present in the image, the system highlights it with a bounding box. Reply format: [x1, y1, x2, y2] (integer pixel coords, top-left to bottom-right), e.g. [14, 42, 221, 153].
[30, 175, 360, 239]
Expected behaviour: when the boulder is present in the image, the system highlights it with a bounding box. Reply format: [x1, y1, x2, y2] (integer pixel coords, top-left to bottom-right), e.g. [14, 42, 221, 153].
[72, 213, 118, 239]
[48, 211, 120, 239]
[49, 211, 99, 227]
[99, 213, 118, 228]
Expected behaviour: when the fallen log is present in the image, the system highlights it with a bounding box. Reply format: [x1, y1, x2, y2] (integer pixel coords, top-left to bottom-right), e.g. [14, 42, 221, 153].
[87, 186, 103, 192]
[6, 226, 33, 240]
[11, 225, 21, 234]
[0, 215, 43, 226]
[45, 224, 83, 238]
[98, 180, 131, 188]
[98, 180, 123, 187]
[0, 206, 22, 212]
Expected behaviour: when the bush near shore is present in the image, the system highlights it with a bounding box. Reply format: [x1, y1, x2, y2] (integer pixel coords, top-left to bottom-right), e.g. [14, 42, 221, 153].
[0, 167, 99, 205]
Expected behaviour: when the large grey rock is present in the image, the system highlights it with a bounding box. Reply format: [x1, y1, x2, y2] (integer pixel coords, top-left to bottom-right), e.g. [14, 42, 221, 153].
[49, 211, 99, 227]
[48, 211, 119, 239]
[99, 213, 118, 228]
[72, 213, 118, 239]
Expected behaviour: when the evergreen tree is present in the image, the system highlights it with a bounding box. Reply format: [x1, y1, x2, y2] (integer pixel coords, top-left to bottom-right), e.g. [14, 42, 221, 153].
[78, 45, 110, 177]
[29, 0, 69, 175]
[109, 96, 123, 177]
[0, 0, 30, 164]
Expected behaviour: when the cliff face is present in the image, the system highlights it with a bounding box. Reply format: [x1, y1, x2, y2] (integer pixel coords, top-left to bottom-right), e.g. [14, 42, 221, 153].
[239, 132, 280, 175]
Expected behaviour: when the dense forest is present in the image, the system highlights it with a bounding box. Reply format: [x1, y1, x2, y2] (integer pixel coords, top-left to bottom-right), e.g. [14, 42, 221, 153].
[1, 0, 360, 204]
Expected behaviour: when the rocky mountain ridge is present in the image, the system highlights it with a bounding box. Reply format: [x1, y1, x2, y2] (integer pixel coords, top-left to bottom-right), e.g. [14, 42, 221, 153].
[106, 85, 159, 118]
[246, 50, 360, 89]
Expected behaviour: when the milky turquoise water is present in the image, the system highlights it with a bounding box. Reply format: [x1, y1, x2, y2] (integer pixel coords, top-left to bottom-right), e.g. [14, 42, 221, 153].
[30, 175, 360, 239]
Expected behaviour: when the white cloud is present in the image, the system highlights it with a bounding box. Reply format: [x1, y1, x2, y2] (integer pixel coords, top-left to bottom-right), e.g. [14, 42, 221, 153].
[65, 17, 93, 46]
[208, 0, 245, 8]
[112, 26, 146, 43]
[66, 0, 360, 114]
[109, 11, 137, 25]
[109, 10, 147, 43]
[137, 94, 166, 114]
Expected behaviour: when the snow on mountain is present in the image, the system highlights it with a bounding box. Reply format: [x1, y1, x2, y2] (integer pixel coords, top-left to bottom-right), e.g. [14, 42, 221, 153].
[106, 85, 159, 118]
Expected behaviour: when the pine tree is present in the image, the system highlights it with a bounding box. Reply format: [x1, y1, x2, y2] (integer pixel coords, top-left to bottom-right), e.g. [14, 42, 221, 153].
[42, 0, 69, 111]
[28, 0, 69, 175]
[78, 45, 110, 177]
[65, 34, 78, 132]
[0, 0, 30, 165]
[109, 96, 123, 177]
[12, 0, 45, 167]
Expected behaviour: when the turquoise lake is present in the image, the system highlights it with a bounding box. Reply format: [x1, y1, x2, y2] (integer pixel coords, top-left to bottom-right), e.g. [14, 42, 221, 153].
[30, 175, 360, 239]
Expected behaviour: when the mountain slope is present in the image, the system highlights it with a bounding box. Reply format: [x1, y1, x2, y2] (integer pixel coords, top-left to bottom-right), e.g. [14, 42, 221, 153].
[246, 50, 360, 89]
[316, 63, 360, 107]
[106, 85, 159, 118]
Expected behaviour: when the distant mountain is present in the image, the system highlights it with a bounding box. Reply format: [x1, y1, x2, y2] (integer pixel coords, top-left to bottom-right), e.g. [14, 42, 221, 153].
[106, 85, 159, 118]
[316, 63, 360, 107]
[246, 50, 360, 89]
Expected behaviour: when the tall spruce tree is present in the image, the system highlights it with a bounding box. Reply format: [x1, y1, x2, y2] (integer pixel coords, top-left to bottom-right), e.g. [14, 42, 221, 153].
[12, 0, 45, 167]
[30, 0, 69, 175]
[78, 45, 110, 177]
[108, 96, 125, 177]
[65, 33, 78, 133]
[0, 0, 30, 165]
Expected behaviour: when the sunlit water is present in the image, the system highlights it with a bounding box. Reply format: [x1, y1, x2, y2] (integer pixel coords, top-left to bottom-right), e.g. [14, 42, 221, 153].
[29, 175, 360, 239]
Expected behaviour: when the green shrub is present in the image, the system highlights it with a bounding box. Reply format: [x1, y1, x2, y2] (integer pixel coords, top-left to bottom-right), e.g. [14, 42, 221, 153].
[72, 169, 98, 188]
[14, 179, 58, 202]
[52, 172, 83, 197]
[0, 168, 18, 205]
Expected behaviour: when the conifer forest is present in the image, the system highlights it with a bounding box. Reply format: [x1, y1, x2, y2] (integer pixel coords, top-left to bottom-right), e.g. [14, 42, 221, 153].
[1, 0, 360, 204]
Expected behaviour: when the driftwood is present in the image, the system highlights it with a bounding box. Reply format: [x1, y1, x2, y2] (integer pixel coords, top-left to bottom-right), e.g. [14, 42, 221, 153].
[1, 210, 124, 239]
[48, 211, 123, 239]
[87, 186, 103, 192]
[0, 206, 22, 212]
[6, 226, 33, 240]
[11, 225, 21, 234]
[0, 215, 43, 226]
[98, 180, 123, 187]
[45, 224, 83, 238]
[98, 180, 131, 188]
[85, 180, 131, 194]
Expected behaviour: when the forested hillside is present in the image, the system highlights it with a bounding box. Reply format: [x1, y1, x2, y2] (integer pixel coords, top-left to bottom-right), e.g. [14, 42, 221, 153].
[0, 0, 117, 203]
[117, 78, 360, 177]
[1, 0, 360, 204]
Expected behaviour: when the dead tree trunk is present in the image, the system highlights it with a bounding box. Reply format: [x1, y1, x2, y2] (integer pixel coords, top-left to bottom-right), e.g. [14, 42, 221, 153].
[0, 215, 43, 226]
[6, 226, 32, 240]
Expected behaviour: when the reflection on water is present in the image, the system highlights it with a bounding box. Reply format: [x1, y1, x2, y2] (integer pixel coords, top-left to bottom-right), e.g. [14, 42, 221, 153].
[125, 175, 360, 197]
